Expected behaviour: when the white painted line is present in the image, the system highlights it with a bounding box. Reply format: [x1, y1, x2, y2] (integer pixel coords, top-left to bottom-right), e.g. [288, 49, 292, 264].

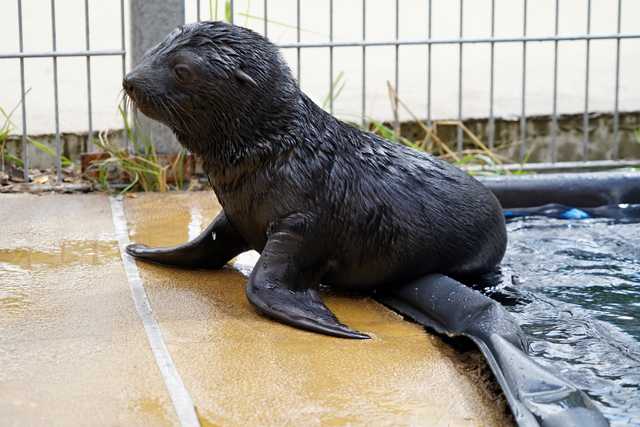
[109, 196, 200, 427]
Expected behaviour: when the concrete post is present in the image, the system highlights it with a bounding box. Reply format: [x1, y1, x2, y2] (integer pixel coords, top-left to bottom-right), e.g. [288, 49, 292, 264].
[130, 0, 184, 154]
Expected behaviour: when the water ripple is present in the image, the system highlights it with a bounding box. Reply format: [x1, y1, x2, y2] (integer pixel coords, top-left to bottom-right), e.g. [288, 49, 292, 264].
[497, 217, 640, 426]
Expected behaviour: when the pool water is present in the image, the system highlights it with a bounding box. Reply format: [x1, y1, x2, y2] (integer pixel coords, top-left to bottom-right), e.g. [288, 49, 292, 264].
[491, 215, 640, 426]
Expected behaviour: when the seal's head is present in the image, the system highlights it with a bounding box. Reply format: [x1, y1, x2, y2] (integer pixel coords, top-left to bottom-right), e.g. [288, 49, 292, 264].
[123, 21, 297, 154]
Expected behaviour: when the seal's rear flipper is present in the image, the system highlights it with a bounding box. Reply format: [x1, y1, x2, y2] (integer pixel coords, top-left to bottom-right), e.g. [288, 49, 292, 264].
[378, 274, 609, 427]
[126, 210, 248, 269]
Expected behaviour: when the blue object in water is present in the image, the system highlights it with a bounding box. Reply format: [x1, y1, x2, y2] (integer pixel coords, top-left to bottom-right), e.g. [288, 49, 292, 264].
[560, 208, 590, 220]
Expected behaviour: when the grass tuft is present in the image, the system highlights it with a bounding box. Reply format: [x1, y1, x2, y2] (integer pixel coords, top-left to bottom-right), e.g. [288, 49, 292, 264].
[86, 106, 189, 194]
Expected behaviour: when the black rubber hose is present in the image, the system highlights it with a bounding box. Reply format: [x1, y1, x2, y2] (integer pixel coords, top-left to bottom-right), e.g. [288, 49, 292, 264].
[479, 172, 640, 209]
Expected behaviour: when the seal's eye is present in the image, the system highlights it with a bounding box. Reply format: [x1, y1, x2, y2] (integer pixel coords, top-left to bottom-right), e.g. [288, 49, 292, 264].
[173, 64, 194, 84]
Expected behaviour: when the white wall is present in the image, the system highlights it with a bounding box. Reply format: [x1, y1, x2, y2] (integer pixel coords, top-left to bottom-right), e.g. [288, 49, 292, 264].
[1, 0, 639, 135]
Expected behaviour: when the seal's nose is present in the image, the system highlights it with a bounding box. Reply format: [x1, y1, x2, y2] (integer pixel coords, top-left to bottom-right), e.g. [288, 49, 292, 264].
[122, 75, 134, 93]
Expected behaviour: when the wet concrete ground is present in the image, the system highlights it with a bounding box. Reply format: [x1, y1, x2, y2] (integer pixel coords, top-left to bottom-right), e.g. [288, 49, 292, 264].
[1, 192, 510, 426]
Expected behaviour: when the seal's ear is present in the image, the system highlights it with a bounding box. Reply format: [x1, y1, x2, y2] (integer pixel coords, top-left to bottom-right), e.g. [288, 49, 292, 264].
[233, 67, 258, 87]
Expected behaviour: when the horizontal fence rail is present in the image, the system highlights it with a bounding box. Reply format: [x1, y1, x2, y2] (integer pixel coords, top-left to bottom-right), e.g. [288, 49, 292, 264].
[274, 33, 640, 49]
[0, 50, 126, 59]
[2, 0, 639, 183]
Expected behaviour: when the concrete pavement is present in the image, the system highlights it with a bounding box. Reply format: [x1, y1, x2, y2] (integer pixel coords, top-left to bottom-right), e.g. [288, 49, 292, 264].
[0, 192, 510, 426]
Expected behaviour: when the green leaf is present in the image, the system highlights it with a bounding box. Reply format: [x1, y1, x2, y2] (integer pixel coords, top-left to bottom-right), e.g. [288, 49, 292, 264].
[119, 173, 140, 195]
[225, 0, 232, 22]
[322, 71, 346, 109]
[455, 154, 476, 166]
[370, 120, 395, 140]
[2, 152, 24, 167]
[28, 137, 72, 167]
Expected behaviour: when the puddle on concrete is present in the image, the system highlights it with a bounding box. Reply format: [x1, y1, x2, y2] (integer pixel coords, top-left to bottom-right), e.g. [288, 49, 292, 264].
[197, 411, 222, 427]
[0, 240, 120, 269]
[1, 194, 178, 426]
[125, 192, 510, 426]
[0, 271, 32, 315]
[128, 397, 172, 423]
[0, 240, 120, 317]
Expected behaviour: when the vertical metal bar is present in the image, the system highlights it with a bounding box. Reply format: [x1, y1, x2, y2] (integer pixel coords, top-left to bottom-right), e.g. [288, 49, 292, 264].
[520, 0, 528, 162]
[197, 0, 201, 22]
[456, 0, 464, 152]
[612, 0, 622, 159]
[488, 0, 496, 150]
[120, 0, 128, 150]
[264, 0, 268, 36]
[17, 0, 29, 180]
[550, 0, 559, 163]
[84, 0, 93, 151]
[426, 0, 432, 127]
[51, 0, 62, 183]
[393, 0, 400, 138]
[230, 0, 234, 24]
[329, 0, 334, 114]
[361, 0, 366, 128]
[582, 0, 591, 160]
[296, 0, 300, 84]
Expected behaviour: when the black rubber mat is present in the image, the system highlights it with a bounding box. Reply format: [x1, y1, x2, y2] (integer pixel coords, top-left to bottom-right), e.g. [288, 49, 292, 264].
[378, 274, 609, 427]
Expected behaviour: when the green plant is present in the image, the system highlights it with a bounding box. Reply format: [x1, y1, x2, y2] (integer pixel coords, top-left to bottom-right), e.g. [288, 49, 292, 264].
[1, 95, 72, 172]
[88, 106, 189, 194]
[369, 120, 421, 150]
[29, 138, 72, 167]
[510, 145, 536, 176]
[224, 0, 232, 22]
[0, 105, 23, 170]
[209, 0, 232, 22]
[322, 71, 346, 110]
[171, 148, 187, 190]
[381, 82, 521, 175]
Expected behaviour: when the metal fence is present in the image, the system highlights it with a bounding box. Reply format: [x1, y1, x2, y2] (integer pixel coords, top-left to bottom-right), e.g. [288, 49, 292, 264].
[2, 0, 127, 182]
[2, 0, 640, 184]
[264, 0, 639, 166]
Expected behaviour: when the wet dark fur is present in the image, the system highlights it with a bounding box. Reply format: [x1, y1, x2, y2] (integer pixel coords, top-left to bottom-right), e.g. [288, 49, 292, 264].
[124, 21, 507, 336]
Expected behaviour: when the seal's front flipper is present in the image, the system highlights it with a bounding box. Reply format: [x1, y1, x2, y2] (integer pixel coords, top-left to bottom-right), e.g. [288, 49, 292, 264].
[126, 210, 248, 269]
[246, 226, 370, 339]
[247, 282, 369, 339]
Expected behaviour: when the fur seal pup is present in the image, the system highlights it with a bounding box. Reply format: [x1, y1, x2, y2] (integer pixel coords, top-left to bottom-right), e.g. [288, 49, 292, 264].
[123, 21, 507, 339]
